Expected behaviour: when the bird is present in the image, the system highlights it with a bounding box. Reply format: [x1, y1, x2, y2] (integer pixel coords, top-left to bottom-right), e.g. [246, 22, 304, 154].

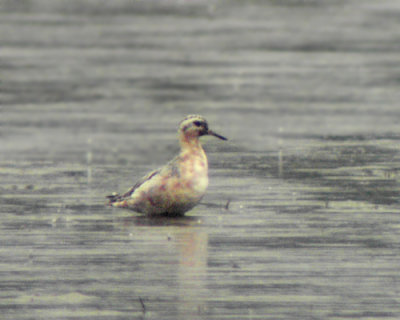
[106, 115, 227, 216]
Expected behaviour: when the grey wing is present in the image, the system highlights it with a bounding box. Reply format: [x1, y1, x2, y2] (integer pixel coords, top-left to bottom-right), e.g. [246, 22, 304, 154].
[106, 168, 161, 203]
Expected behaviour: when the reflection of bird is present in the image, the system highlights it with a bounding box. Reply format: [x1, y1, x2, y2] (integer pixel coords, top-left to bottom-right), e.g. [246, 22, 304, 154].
[107, 115, 227, 216]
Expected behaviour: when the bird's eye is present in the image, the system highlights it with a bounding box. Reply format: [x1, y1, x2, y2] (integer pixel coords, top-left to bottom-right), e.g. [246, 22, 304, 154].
[193, 121, 202, 127]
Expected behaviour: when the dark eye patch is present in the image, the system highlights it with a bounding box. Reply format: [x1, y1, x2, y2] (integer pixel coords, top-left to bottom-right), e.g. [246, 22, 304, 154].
[193, 121, 203, 127]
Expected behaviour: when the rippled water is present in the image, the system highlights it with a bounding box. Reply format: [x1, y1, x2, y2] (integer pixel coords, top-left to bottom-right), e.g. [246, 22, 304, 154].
[1, 0, 400, 319]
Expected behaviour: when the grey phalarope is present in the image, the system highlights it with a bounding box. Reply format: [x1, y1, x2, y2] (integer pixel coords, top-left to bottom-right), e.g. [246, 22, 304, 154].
[107, 115, 227, 216]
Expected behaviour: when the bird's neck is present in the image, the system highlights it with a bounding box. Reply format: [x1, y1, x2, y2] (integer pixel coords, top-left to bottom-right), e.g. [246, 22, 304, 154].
[179, 134, 208, 175]
[179, 133, 202, 151]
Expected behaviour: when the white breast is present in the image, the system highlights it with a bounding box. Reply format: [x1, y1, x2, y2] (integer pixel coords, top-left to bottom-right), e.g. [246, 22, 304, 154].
[191, 158, 209, 195]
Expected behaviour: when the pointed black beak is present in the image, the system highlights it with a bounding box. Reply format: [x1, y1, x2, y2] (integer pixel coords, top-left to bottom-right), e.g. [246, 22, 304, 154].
[208, 129, 227, 141]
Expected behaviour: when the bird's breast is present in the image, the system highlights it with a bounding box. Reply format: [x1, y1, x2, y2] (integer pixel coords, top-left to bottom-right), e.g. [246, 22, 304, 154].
[179, 151, 208, 195]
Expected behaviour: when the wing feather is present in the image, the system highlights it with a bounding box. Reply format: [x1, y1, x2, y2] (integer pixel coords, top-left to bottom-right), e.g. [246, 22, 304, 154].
[106, 168, 160, 204]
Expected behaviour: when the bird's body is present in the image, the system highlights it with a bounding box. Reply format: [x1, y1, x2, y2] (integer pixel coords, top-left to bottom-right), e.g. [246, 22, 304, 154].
[107, 115, 226, 216]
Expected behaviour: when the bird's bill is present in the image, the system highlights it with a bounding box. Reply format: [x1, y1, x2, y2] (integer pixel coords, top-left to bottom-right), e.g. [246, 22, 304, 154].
[208, 130, 227, 141]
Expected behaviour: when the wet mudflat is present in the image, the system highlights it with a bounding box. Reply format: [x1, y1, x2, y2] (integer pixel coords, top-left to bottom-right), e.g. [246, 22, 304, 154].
[1, 0, 400, 319]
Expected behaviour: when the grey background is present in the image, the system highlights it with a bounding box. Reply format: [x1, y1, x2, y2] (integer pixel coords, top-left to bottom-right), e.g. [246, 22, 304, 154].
[1, 0, 400, 319]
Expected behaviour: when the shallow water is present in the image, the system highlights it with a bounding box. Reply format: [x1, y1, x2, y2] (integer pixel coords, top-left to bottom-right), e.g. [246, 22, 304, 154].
[1, 0, 400, 319]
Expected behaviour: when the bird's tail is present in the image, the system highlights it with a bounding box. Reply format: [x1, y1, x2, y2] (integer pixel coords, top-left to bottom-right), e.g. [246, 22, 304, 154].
[106, 192, 122, 205]
[106, 185, 136, 206]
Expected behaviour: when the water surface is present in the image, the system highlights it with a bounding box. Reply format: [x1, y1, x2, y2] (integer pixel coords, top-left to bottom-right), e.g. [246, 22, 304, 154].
[1, 1, 400, 319]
